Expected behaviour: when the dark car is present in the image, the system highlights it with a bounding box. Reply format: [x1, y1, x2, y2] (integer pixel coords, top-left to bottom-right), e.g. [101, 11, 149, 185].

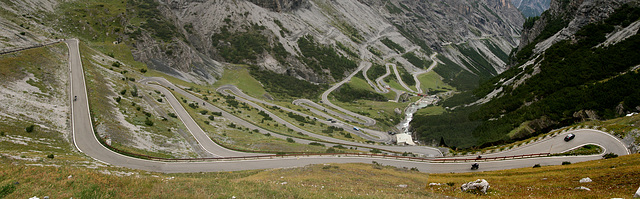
[564, 133, 575, 142]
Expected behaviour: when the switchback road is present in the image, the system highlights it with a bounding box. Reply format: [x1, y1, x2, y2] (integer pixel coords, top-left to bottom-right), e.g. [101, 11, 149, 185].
[67, 38, 629, 174]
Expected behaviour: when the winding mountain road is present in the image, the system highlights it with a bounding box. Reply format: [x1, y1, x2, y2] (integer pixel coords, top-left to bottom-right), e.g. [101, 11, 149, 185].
[67, 38, 630, 174]
[218, 84, 442, 155]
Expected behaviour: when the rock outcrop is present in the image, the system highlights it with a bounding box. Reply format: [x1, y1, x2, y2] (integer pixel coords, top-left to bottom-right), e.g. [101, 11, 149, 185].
[461, 179, 490, 194]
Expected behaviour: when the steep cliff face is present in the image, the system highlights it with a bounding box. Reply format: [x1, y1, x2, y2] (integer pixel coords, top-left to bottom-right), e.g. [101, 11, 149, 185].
[512, 0, 551, 17]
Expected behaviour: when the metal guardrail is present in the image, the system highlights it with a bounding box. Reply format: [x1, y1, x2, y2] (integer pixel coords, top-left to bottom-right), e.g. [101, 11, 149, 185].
[430, 153, 551, 163]
[102, 139, 551, 163]
[0, 40, 63, 55]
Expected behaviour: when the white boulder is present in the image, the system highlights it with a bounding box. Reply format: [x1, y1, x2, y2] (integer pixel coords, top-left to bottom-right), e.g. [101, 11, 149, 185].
[461, 179, 490, 194]
[634, 185, 640, 198]
[579, 177, 592, 183]
[429, 183, 442, 186]
[574, 186, 591, 191]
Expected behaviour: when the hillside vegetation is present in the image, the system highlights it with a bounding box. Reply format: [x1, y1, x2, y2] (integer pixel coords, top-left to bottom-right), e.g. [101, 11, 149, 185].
[412, 4, 640, 149]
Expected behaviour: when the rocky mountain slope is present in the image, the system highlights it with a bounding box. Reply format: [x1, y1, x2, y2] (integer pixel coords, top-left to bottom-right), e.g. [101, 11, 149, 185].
[412, 0, 640, 149]
[0, 0, 524, 89]
[512, 0, 551, 17]
[126, 0, 524, 86]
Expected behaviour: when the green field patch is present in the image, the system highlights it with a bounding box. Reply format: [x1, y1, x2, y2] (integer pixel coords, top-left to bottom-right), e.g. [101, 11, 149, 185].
[415, 106, 446, 116]
[213, 65, 267, 99]
[384, 75, 406, 92]
[416, 71, 455, 94]
[333, 76, 386, 102]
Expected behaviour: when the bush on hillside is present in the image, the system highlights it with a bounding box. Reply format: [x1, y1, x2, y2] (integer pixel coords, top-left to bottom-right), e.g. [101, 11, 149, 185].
[25, 125, 35, 133]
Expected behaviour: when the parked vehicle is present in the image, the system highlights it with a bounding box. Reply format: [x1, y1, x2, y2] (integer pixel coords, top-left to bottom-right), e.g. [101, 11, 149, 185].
[564, 133, 575, 142]
[353, 127, 360, 131]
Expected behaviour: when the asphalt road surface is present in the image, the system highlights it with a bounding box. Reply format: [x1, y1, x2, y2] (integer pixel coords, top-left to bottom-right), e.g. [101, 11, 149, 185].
[67, 39, 630, 174]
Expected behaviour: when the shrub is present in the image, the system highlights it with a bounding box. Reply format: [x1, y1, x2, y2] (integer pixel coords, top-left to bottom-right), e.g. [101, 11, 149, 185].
[168, 113, 177, 118]
[0, 183, 16, 198]
[370, 149, 382, 153]
[532, 164, 541, 168]
[47, 154, 54, 159]
[144, 117, 154, 126]
[188, 103, 199, 109]
[0, 132, 4, 136]
[309, 142, 325, 147]
[204, 121, 210, 125]
[286, 138, 295, 143]
[208, 115, 215, 120]
[25, 125, 35, 133]
[114, 96, 122, 103]
[562, 161, 571, 165]
[200, 110, 208, 115]
[140, 68, 147, 73]
[603, 153, 618, 159]
[322, 165, 339, 169]
[112, 61, 121, 68]
[446, 182, 455, 186]
[157, 98, 162, 102]
[130, 86, 138, 97]
[120, 89, 127, 95]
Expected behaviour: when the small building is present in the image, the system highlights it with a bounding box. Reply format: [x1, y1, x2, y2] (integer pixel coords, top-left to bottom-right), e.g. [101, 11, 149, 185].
[396, 133, 416, 146]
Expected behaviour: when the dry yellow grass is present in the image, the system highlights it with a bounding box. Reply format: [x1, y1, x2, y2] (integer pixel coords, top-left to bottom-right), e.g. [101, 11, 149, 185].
[1, 153, 638, 198]
[427, 153, 640, 198]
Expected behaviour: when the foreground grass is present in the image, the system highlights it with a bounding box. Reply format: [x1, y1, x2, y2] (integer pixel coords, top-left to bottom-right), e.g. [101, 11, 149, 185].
[1, 152, 638, 198]
[0, 156, 439, 198]
[428, 153, 640, 198]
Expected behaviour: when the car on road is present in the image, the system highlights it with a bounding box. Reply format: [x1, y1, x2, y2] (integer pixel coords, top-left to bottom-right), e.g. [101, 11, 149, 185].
[353, 127, 360, 131]
[564, 133, 575, 142]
